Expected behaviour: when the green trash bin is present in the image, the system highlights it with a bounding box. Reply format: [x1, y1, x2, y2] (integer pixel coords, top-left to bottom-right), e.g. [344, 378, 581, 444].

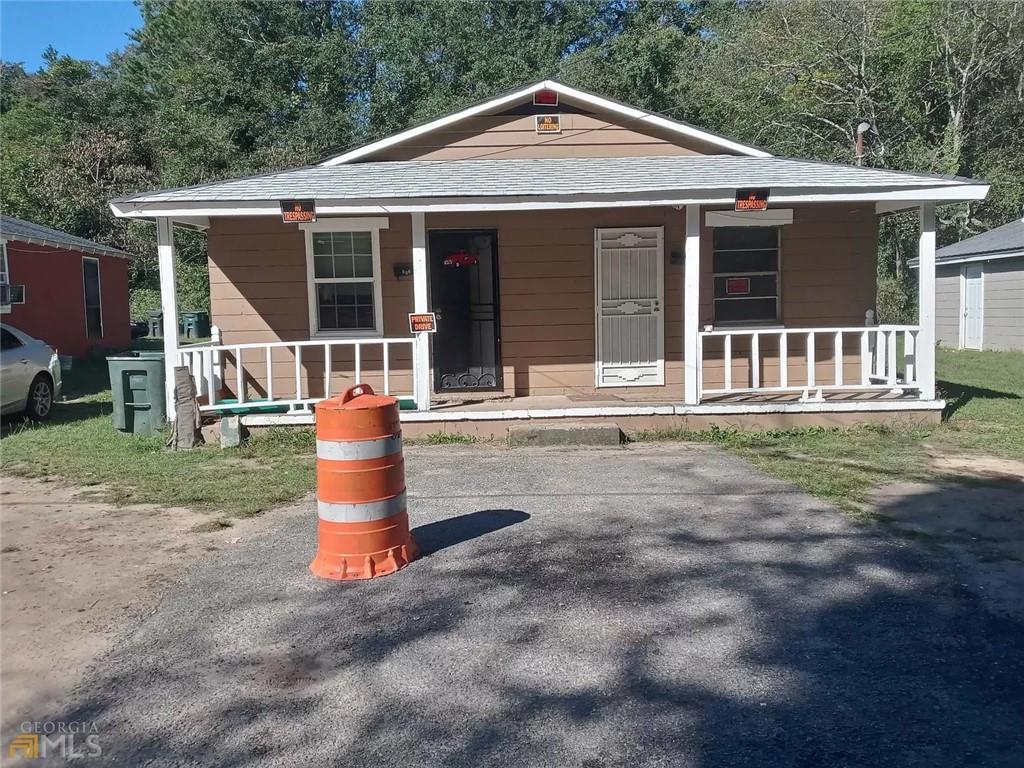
[107, 352, 166, 436]
[148, 310, 163, 338]
[181, 311, 211, 340]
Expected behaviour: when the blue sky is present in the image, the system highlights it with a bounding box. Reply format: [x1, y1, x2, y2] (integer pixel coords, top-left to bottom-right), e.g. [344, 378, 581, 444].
[1, 0, 141, 70]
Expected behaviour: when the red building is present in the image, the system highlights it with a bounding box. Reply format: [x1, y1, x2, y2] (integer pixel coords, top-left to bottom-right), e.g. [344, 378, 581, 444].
[1, 215, 132, 359]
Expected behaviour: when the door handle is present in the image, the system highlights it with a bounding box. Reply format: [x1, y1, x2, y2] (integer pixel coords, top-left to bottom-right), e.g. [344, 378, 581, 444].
[19, 358, 29, 364]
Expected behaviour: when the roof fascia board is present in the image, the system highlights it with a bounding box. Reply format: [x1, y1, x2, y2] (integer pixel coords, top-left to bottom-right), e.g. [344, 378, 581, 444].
[909, 248, 1024, 268]
[320, 80, 770, 166]
[1, 233, 131, 259]
[111, 184, 989, 220]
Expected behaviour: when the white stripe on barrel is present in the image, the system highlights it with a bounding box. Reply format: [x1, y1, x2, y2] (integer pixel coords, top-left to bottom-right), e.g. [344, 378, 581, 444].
[317, 492, 408, 523]
[316, 433, 403, 461]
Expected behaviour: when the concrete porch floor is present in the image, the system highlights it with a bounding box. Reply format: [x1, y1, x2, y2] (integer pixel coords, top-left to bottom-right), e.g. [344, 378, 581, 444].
[428, 388, 921, 413]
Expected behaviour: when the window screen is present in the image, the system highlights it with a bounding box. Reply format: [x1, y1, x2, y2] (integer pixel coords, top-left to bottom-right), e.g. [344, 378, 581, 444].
[712, 227, 779, 324]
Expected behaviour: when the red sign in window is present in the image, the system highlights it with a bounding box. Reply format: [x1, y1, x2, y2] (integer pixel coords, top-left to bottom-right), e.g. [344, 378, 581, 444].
[726, 277, 751, 295]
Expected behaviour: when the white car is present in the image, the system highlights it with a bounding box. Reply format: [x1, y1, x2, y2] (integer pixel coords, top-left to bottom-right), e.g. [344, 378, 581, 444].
[1, 324, 62, 420]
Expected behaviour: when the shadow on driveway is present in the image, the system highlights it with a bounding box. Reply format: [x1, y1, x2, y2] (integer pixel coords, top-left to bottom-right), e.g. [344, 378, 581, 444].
[413, 509, 530, 555]
[36, 444, 1024, 768]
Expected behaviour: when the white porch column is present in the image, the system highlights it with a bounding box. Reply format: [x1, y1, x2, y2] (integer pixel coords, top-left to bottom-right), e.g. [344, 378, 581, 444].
[156, 217, 179, 420]
[683, 205, 702, 404]
[916, 203, 937, 400]
[411, 211, 431, 411]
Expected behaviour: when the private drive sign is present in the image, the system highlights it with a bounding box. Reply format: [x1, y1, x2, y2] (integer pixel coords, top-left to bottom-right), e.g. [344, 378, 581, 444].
[408, 312, 437, 333]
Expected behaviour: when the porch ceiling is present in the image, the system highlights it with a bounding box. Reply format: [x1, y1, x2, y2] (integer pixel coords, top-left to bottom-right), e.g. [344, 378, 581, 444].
[110, 155, 987, 218]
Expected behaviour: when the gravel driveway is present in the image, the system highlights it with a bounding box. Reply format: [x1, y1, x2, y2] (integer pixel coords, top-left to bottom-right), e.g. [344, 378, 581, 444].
[49, 443, 1023, 767]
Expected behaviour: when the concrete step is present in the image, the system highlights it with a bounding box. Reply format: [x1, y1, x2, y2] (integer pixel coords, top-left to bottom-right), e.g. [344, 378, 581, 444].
[507, 421, 623, 447]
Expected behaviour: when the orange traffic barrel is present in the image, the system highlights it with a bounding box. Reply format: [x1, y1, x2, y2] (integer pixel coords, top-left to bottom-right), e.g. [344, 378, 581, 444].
[310, 384, 419, 580]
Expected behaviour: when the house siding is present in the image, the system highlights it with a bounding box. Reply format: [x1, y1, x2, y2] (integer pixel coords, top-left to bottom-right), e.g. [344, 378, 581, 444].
[206, 203, 878, 401]
[2, 241, 130, 358]
[699, 204, 877, 393]
[207, 215, 416, 400]
[982, 256, 1024, 351]
[363, 110, 729, 162]
[935, 265, 961, 348]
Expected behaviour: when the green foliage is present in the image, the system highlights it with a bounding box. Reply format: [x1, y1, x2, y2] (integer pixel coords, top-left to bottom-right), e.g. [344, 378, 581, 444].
[0, 356, 316, 516]
[875, 273, 913, 324]
[2, 0, 1023, 319]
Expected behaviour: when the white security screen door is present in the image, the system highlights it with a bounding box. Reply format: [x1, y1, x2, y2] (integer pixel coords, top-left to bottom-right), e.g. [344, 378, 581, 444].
[595, 227, 665, 387]
[963, 264, 983, 350]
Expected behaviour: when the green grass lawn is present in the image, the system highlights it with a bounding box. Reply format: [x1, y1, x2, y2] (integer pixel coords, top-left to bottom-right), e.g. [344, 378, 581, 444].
[635, 348, 1023, 514]
[1, 346, 1020, 520]
[929, 348, 1024, 458]
[1, 352, 316, 519]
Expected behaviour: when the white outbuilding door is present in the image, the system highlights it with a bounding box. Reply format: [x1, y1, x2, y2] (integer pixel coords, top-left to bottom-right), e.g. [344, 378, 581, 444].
[963, 264, 984, 350]
[594, 227, 664, 387]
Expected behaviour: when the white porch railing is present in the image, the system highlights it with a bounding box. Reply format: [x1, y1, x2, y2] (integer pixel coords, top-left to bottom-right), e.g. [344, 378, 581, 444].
[697, 324, 920, 402]
[178, 332, 417, 414]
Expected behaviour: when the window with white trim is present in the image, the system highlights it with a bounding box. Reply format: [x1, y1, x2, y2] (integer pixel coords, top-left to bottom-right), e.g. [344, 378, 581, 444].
[302, 218, 387, 337]
[712, 227, 780, 324]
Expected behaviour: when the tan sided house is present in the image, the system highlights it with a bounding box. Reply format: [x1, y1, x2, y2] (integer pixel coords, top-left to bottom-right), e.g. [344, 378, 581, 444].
[111, 81, 988, 436]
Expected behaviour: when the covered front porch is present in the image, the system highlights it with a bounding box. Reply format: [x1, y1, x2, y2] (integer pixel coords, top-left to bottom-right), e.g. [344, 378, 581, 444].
[110, 155, 985, 432]
[174, 319, 935, 432]
[164, 201, 939, 430]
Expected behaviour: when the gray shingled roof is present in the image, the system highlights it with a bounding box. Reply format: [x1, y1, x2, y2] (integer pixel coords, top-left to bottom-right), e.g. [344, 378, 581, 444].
[908, 217, 1024, 268]
[936, 217, 1024, 261]
[114, 155, 982, 205]
[0, 215, 130, 259]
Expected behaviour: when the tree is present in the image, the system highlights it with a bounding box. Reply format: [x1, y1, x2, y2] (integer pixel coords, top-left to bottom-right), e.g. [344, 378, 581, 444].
[1, 0, 1022, 320]
[688, 0, 1024, 319]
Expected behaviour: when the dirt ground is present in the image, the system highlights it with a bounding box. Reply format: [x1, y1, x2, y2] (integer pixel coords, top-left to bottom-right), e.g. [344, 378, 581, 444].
[872, 453, 1024, 620]
[928, 451, 1024, 481]
[0, 475, 303, 736]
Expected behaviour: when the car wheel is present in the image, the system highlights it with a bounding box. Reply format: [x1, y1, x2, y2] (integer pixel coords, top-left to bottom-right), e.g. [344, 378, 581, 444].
[26, 375, 54, 421]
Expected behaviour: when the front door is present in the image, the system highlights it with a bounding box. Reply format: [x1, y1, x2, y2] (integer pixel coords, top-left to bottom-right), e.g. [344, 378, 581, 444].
[429, 229, 502, 392]
[595, 227, 665, 386]
[963, 264, 983, 350]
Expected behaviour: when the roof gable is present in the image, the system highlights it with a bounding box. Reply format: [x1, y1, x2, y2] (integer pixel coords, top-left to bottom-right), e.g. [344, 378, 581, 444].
[320, 80, 771, 166]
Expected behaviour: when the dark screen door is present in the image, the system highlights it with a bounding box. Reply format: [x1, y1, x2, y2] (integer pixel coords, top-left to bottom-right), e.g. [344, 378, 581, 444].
[428, 229, 501, 392]
[83, 258, 103, 338]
